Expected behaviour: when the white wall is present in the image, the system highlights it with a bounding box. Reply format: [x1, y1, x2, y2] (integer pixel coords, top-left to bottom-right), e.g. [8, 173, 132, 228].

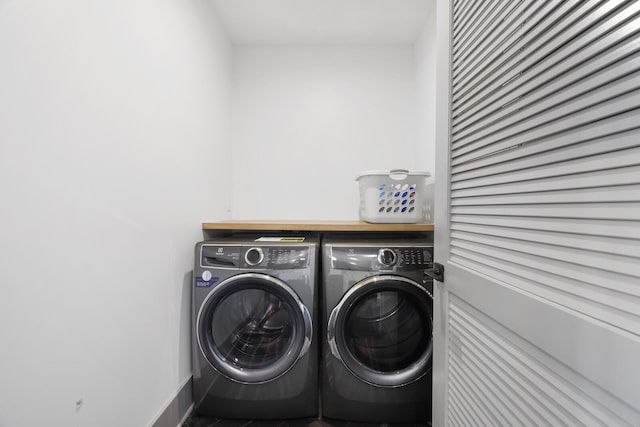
[0, 1, 231, 426]
[415, 1, 437, 176]
[230, 46, 420, 220]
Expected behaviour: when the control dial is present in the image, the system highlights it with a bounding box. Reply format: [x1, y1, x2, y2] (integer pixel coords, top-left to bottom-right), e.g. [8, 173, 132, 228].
[378, 248, 397, 267]
[245, 247, 264, 266]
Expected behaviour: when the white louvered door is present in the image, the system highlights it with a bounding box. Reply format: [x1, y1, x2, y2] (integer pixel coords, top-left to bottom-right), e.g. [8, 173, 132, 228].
[432, 0, 640, 426]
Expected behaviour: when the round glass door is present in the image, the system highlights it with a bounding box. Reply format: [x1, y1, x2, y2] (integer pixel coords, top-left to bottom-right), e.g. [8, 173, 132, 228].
[328, 275, 433, 387]
[197, 273, 312, 384]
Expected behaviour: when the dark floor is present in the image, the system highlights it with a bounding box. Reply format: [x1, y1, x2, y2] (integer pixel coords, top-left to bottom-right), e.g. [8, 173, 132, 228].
[183, 415, 431, 427]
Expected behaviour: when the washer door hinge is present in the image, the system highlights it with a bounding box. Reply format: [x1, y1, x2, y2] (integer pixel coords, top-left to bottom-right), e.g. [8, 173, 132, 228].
[425, 263, 445, 283]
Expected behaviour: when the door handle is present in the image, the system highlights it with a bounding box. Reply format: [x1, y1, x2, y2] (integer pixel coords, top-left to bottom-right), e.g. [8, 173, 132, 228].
[425, 263, 445, 282]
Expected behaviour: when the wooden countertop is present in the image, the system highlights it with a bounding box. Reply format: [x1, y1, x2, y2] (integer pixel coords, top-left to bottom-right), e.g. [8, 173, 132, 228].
[202, 220, 434, 232]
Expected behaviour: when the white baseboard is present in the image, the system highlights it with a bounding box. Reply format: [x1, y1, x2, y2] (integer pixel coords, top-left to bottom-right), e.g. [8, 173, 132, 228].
[150, 376, 193, 427]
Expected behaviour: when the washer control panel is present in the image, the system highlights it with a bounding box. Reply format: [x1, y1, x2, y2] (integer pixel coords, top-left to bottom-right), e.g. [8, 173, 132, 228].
[253, 246, 310, 269]
[331, 246, 433, 271]
[201, 245, 309, 269]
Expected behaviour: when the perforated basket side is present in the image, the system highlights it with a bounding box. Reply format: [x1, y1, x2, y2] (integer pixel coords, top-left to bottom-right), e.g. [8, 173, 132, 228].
[357, 174, 428, 223]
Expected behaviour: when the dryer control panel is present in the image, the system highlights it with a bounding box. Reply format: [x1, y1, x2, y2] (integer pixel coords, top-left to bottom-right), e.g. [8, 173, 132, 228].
[201, 245, 310, 269]
[330, 246, 433, 271]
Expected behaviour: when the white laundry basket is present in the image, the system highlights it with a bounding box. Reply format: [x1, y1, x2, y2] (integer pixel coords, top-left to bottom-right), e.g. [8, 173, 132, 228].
[357, 169, 432, 224]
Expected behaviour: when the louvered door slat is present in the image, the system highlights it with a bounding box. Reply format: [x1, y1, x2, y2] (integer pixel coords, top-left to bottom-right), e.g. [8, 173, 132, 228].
[452, 0, 498, 53]
[452, 91, 640, 166]
[450, 215, 640, 239]
[453, 33, 640, 157]
[450, 203, 640, 220]
[448, 370, 495, 426]
[450, 240, 640, 313]
[451, 119, 640, 177]
[453, 46, 640, 147]
[449, 299, 636, 426]
[451, 175, 640, 206]
[448, 382, 486, 426]
[450, 249, 640, 338]
[451, 316, 585, 427]
[450, 222, 640, 259]
[451, 342, 543, 426]
[452, 1, 633, 119]
[448, 361, 512, 426]
[449, 349, 524, 425]
[452, 183, 640, 206]
[453, 0, 628, 116]
[449, 231, 640, 298]
[447, 398, 468, 427]
[451, 0, 478, 29]
[452, 0, 464, 17]
[452, 0, 511, 60]
[451, 0, 588, 108]
[451, 231, 638, 277]
[451, 152, 640, 191]
[452, 0, 551, 91]
[453, 0, 528, 74]
[451, 241, 640, 306]
[443, 0, 640, 424]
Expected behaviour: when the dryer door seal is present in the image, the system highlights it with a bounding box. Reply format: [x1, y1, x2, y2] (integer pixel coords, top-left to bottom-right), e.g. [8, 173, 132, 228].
[328, 274, 433, 387]
[197, 273, 312, 384]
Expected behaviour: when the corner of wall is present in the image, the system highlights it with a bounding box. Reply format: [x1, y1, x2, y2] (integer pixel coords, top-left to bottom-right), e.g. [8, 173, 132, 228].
[414, 3, 438, 176]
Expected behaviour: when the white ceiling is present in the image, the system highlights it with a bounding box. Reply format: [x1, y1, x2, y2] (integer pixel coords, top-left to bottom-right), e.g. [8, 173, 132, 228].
[210, 0, 433, 45]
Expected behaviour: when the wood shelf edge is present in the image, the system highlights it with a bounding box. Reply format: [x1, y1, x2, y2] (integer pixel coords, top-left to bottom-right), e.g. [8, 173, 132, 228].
[202, 220, 434, 232]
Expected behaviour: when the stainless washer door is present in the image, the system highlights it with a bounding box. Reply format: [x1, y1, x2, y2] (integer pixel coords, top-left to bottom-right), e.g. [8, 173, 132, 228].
[197, 273, 312, 384]
[328, 275, 433, 387]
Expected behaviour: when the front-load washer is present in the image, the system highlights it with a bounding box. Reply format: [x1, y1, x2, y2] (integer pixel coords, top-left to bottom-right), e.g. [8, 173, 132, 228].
[321, 237, 434, 423]
[192, 236, 318, 419]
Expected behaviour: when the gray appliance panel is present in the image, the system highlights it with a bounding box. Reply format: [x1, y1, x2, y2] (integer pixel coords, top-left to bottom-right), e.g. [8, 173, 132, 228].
[192, 237, 319, 418]
[330, 246, 433, 271]
[200, 244, 311, 269]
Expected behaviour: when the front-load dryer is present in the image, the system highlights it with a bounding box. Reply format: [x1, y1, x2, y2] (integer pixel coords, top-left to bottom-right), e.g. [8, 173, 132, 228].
[321, 237, 434, 423]
[193, 236, 318, 419]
